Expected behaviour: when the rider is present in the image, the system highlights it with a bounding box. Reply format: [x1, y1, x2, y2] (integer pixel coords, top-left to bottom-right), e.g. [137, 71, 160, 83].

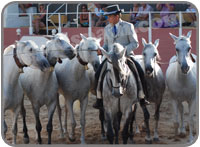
[93, 4, 149, 109]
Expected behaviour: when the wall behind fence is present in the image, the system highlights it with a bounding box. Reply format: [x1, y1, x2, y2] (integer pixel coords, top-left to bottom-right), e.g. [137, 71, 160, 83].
[3, 27, 197, 73]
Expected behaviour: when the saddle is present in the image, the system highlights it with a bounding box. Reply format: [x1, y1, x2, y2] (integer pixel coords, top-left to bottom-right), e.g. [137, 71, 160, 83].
[96, 57, 149, 99]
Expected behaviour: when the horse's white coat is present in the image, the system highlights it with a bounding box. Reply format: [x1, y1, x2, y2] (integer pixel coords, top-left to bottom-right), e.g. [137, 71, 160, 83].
[55, 34, 101, 144]
[3, 40, 50, 144]
[166, 31, 196, 143]
[19, 33, 75, 144]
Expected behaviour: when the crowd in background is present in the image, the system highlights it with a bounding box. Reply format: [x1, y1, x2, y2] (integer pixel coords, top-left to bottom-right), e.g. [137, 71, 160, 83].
[18, 3, 197, 34]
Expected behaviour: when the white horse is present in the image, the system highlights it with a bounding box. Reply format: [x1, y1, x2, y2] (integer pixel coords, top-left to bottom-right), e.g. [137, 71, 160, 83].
[3, 40, 50, 144]
[166, 31, 196, 143]
[134, 38, 165, 141]
[100, 43, 138, 144]
[19, 33, 76, 144]
[55, 34, 101, 144]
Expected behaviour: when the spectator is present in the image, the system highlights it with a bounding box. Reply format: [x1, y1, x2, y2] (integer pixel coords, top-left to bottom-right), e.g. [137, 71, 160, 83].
[153, 4, 179, 28]
[132, 4, 153, 27]
[79, 4, 89, 27]
[19, 4, 36, 16]
[184, 4, 196, 26]
[130, 4, 140, 24]
[95, 4, 108, 27]
[92, 4, 103, 27]
[32, 4, 46, 34]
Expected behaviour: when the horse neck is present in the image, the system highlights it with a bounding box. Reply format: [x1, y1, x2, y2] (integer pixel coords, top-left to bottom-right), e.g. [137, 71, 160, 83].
[72, 57, 87, 80]
[3, 49, 21, 85]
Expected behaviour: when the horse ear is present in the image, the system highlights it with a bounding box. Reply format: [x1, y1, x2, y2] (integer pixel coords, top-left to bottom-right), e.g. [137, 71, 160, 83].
[142, 38, 147, 47]
[186, 30, 192, 39]
[154, 39, 159, 48]
[17, 41, 26, 47]
[169, 33, 178, 42]
[100, 47, 111, 61]
[80, 33, 87, 41]
[119, 47, 126, 59]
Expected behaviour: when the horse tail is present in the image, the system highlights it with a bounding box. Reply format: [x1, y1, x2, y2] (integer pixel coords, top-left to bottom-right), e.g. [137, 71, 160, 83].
[73, 100, 80, 113]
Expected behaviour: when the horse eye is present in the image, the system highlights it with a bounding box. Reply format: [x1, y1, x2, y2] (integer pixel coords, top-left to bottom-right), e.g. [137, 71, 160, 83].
[176, 48, 179, 52]
[30, 48, 33, 52]
[143, 53, 146, 56]
[188, 47, 191, 52]
[154, 53, 157, 56]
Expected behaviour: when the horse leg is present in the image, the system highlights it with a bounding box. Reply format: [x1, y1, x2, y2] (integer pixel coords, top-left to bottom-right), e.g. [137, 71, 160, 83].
[4, 119, 8, 139]
[153, 101, 161, 141]
[133, 104, 140, 134]
[188, 99, 195, 143]
[67, 100, 76, 142]
[63, 99, 68, 134]
[140, 103, 152, 143]
[20, 99, 29, 144]
[129, 104, 137, 144]
[105, 112, 114, 144]
[80, 97, 88, 144]
[122, 111, 132, 144]
[12, 106, 21, 144]
[46, 102, 56, 144]
[178, 103, 186, 137]
[113, 115, 120, 144]
[56, 94, 64, 138]
[99, 108, 106, 140]
[172, 99, 179, 136]
[32, 106, 42, 144]
[4, 109, 8, 139]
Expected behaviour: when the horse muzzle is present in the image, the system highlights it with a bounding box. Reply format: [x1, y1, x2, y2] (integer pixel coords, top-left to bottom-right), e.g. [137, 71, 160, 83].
[145, 66, 153, 76]
[181, 64, 190, 74]
[112, 86, 123, 98]
[38, 59, 50, 72]
[65, 48, 76, 60]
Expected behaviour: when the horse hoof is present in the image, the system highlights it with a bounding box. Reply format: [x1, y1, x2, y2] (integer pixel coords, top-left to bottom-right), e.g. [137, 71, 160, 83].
[37, 139, 42, 144]
[68, 136, 76, 142]
[24, 137, 30, 144]
[101, 135, 107, 141]
[59, 133, 65, 139]
[153, 137, 159, 142]
[179, 133, 186, 138]
[145, 139, 152, 144]
[128, 138, 135, 144]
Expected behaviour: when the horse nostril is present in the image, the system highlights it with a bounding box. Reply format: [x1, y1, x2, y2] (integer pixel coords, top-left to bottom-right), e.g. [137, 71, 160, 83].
[146, 66, 153, 74]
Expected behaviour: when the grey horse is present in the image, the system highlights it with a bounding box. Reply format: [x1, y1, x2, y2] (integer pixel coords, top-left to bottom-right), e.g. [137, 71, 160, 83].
[55, 34, 101, 144]
[134, 38, 165, 141]
[100, 43, 138, 144]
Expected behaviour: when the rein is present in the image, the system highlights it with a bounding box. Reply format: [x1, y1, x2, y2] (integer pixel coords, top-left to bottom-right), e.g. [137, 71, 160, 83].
[13, 45, 27, 73]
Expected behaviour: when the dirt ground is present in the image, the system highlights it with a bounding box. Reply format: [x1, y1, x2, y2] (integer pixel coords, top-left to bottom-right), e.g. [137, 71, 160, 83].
[4, 89, 197, 145]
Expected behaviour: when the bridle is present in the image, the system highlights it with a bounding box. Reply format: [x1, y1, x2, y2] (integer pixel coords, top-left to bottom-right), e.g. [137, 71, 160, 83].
[13, 44, 27, 73]
[106, 60, 129, 92]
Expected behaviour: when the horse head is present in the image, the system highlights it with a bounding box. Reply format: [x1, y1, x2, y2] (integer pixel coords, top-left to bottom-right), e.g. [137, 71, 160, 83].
[76, 33, 101, 72]
[16, 40, 50, 72]
[142, 38, 160, 77]
[45, 33, 76, 64]
[169, 31, 195, 74]
[101, 43, 129, 98]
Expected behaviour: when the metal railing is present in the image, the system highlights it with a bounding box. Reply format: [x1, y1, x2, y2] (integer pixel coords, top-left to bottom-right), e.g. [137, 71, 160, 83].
[5, 11, 196, 39]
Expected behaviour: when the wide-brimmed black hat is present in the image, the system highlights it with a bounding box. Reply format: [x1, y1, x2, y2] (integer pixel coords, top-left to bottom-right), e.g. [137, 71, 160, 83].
[104, 5, 124, 16]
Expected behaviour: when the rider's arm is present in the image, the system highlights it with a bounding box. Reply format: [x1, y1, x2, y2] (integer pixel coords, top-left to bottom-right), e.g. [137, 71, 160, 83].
[125, 23, 139, 55]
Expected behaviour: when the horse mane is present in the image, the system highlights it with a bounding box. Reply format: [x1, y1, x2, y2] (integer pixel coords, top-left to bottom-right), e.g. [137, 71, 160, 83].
[4, 44, 15, 55]
[55, 33, 70, 43]
[174, 36, 191, 44]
